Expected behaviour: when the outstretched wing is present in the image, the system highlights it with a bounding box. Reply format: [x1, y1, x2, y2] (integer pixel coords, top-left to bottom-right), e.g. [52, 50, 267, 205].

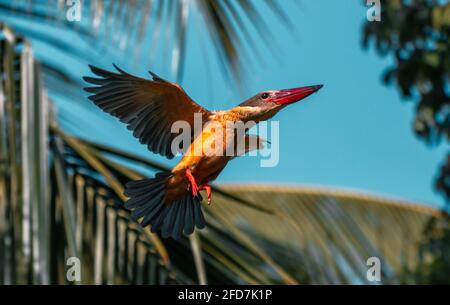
[83, 65, 211, 159]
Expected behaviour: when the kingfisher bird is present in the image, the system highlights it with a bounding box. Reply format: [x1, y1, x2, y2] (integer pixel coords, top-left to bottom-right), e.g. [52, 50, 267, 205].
[83, 65, 322, 239]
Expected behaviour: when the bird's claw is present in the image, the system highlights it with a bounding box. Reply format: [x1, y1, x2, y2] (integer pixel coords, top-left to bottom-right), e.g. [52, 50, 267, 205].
[199, 184, 212, 205]
[185, 169, 212, 204]
[185, 169, 199, 197]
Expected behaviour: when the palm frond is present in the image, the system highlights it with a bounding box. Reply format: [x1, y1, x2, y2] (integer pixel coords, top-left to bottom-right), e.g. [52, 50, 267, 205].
[60, 129, 450, 284]
[0, 26, 189, 284]
[0, 0, 294, 84]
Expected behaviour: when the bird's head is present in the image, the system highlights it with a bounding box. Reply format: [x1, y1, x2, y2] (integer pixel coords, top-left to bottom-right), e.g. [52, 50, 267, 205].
[238, 85, 323, 122]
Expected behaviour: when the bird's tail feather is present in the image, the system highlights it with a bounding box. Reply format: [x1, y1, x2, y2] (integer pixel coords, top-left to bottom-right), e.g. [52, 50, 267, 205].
[124, 172, 205, 239]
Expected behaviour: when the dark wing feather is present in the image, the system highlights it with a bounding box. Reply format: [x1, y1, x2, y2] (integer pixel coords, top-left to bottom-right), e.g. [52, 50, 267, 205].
[83, 65, 211, 159]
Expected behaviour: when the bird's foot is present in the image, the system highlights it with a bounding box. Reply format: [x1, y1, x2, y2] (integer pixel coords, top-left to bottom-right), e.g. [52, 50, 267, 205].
[199, 184, 212, 205]
[185, 169, 199, 197]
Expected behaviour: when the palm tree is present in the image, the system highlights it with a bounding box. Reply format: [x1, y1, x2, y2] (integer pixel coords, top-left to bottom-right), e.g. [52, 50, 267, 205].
[1, 0, 449, 284]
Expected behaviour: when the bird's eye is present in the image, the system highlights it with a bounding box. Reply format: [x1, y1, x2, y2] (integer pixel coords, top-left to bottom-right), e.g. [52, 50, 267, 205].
[261, 93, 270, 99]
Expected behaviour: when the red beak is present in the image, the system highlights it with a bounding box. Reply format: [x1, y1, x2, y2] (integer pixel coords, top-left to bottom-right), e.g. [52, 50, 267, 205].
[273, 85, 323, 105]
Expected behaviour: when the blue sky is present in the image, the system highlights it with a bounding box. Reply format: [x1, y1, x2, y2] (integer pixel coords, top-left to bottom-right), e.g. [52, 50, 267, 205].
[2, 0, 447, 207]
[178, 0, 447, 208]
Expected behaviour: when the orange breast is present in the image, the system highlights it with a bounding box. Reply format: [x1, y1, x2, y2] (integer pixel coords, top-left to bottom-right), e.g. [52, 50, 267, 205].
[165, 125, 231, 203]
